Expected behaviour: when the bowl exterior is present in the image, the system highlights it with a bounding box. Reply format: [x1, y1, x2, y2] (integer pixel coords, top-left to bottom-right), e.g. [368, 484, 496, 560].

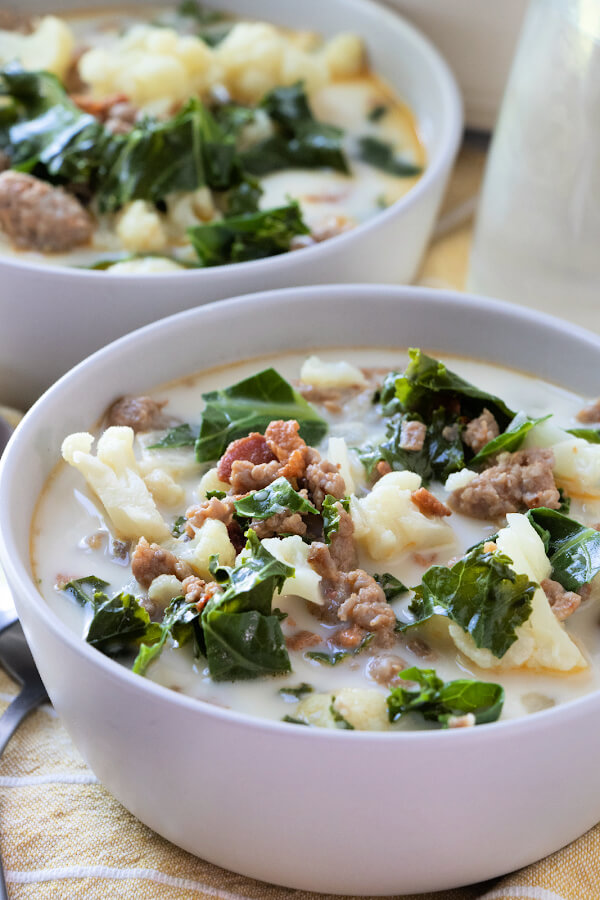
[0, 0, 462, 408]
[5, 285, 598, 893]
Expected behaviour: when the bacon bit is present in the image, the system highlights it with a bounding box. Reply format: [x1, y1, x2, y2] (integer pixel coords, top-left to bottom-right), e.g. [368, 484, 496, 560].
[70, 92, 129, 117]
[217, 432, 276, 482]
[411, 487, 452, 518]
[376, 460, 392, 477]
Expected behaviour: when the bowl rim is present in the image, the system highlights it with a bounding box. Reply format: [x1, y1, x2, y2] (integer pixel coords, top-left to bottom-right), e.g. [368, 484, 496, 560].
[0, 0, 463, 280]
[2, 282, 600, 745]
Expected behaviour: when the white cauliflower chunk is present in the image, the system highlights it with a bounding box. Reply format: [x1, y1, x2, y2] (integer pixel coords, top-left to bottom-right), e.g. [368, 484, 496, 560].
[351, 471, 454, 561]
[215, 22, 328, 103]
[61, 428, 169, 542]
[142, 469, 184, 507]
[525, 419, 600, 496]
[197, 467, 230, 501]
[107, 257, 183, 275]
[321, 33, 365, 79]
[300, 356, 367, 389]
[177, 518, 235, 579]
[450, 513, 587, 672]
[0, 16, 74, 79]
[444, 468, 477, 492]
[78, 25, 217, 109]
[260, 536, 322, 606]
[325, 437, 357, 495]
[116, 201, 167, 253]
[295, 689, 389, 731]
[148, 574, 183, 606]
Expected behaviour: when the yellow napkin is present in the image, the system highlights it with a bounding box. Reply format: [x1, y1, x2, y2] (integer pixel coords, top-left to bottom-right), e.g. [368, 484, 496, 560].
[2, 143, 599, 900]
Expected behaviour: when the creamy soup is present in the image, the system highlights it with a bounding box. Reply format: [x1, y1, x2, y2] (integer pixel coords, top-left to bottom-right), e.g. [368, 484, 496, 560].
[31, 349, 600, 731]
[0, 5, 423, 271]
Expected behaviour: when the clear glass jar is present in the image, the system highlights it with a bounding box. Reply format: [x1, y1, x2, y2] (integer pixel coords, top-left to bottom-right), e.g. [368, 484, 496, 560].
[467, 0, 600, 331]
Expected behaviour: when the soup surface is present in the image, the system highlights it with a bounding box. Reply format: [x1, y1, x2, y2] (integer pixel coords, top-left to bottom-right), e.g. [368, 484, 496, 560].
[0, 5, 423, 271]
[32, 349, 600, 731]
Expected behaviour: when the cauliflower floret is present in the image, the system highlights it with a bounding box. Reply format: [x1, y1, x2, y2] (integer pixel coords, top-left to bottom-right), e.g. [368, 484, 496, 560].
[260, 536, 322, 606]
[325, 437, 357, 495]
[0, 16, 74, 79]
[351, 471, 454, 561]
[167, 187, 218, 233]
[524, 419, 600, 497]
[215, 22, 328, 103]
[78, 24, 217, 108]
[449, 513, 587, 672]
[148, 574, 183, 606]
[177, 518, 235, 579]
[197, 467, 230, 501]
[300, 355, 367, 389]
[143, 468, 184, 507]
[444, 468, 477, 492]
[322, 33, 365, 79]
[116, 201, 168, 253]
[107, 257, 183, 275]
[295, 688, 389, 731]
[61, 428, 169, 542]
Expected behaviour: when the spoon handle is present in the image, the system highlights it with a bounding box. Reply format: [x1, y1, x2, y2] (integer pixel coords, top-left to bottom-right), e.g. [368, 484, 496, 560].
[0, 684, 49, 756]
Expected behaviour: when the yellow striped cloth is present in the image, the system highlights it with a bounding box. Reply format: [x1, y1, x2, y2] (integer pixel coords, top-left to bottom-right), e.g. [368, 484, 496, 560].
[2, 143, 600, 900]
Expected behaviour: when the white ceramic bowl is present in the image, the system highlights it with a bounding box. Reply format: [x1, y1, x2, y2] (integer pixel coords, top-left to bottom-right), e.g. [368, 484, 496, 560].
[383, 0, 527, 130]
[2, 284, 600, 895]
[0, 0, 462, 409]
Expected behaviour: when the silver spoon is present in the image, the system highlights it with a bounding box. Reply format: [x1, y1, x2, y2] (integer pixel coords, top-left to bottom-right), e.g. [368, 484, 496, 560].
[0, 414, 49, 900]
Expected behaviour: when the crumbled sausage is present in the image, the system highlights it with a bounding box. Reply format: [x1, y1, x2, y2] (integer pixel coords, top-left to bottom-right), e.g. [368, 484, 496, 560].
[541, 578, 582, 621]
[334, 624, 367, 649]
[328, 504, 357, 571]
[105, 396, 167, 432]
[305, 458, 345, 509]
[411, 488, 452, 518]
[185, 496, 235, 537]
[367, 654, 407, 686]
[0, 171, 93, 252]
[181, 575, 219, 611]
[307, 543, 396, 647]
[442, 423, 460, 442]
[462, 409, 500, 454]
[217, 433, 276, 483]
[338, 571, 396, 640]
[286, 630, 322, 651]
[71, 92, 139, 134]
[297, 384, 361, 416]
[576, 399, 600, 424]
[0, 10, 30, 30]
[406, 637, 436, 660]
[252, 511, 307, 539]
[131, 536, 193, 589]
[223, 419, 344, 505]
[400, 420, 427, 451]
[449, 448, 560, 519]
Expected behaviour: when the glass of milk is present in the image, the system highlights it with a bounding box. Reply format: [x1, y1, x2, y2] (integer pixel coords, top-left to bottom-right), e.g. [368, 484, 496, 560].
[467, 0, 600, 332]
